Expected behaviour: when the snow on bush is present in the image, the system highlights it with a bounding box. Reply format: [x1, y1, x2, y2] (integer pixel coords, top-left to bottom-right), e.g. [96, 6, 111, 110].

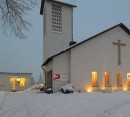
[60, 84, 74, 94]
[45, 88, 53, 94]
[26, 84, 44, 92]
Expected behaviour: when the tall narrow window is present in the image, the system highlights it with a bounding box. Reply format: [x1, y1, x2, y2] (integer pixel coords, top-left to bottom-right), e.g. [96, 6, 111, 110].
[52, 2, 62, 32]
[104, 72, 111, 86]
[92, 72, 98, 87]
[116, 72, 122, 87]
[20, 78, 25, 87]
[127, 73, 130, 87]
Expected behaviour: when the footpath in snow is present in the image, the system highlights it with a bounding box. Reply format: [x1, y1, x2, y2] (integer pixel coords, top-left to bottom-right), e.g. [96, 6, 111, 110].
[0, 91, 130, 117]
[0, 92, 7, 110]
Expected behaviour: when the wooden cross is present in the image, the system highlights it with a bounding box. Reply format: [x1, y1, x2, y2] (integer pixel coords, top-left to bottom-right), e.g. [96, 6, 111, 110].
[113, 40, 126, 65]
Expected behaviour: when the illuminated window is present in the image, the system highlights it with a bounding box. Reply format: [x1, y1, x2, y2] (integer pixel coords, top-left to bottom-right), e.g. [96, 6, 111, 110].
[104, 72, 111, 86]
[10, 78, 16, 91]
[52, 2, 62, 32]
[20, 78, 25, 87]
[116, 72, 122, 87]
[92, 72, 98, 87]
[10, 77, 25, 88]
[16, 78, 20, 85]
[127, 73, 130, 87]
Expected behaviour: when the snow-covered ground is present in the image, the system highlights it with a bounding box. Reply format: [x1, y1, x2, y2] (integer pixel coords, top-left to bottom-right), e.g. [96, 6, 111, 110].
[0, 91, 130, 117]
[0, 92, 7, 110]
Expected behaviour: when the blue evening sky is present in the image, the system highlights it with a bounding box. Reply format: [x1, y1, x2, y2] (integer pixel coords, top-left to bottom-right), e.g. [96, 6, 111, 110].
[0, 0, 130, 81]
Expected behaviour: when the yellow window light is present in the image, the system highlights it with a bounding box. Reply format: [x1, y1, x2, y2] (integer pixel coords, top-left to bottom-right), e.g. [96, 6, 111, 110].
[92, 72, 98, 86]
[16, 78, 20, 81]
[20, 78, 25, 87]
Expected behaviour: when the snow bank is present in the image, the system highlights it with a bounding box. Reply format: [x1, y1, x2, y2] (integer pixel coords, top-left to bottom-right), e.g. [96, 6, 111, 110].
[25, 84, 44, 93]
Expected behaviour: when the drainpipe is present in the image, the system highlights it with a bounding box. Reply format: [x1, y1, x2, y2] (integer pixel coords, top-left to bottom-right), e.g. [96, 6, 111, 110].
[41, 65, 46, 88]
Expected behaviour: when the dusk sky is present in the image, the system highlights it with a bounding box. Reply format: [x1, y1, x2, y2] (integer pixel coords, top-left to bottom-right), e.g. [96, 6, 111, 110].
[0, 0, 130, 81]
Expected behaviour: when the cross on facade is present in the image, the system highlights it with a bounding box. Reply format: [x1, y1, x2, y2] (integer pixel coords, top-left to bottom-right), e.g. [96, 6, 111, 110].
[113, 40, 126, 65]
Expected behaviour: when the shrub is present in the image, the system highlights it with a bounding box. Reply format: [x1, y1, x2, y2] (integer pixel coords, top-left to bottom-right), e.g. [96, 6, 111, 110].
[60, 84, 74, 94]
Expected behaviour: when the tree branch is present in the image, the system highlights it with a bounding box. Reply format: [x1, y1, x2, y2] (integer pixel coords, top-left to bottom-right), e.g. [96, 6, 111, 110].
[0, 0, 38, 39]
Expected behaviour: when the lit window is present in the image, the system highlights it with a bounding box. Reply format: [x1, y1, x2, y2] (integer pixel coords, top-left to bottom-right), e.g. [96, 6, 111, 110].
[52, 2, 62, 32]
[92, 72, 98, 87]
[116, 72, 122, 87]
[104, 72, 111, 87]
[20, 78, 25, 87]
[10, 78, 16, 91]
[127, 73, 130, 87]
[16, 78, 20, 85]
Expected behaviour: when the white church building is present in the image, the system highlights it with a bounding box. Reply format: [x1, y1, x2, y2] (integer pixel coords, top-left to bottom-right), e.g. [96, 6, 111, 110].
[40, 0, 130, 92]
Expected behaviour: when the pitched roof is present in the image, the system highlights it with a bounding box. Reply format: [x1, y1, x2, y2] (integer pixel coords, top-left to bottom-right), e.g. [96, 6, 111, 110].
[0, 72, 32, 75]
[41, 23, 130, 66]
[40, 0, 77, 15]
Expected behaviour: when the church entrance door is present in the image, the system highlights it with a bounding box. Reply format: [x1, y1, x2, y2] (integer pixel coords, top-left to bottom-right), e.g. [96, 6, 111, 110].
[46, 71, 52, 89]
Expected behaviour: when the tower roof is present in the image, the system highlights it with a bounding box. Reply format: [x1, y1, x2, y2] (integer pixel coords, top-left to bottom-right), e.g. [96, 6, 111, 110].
[40, 0, 77, 15]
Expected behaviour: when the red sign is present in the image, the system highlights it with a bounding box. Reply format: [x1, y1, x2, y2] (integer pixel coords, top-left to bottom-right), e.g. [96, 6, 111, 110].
[53, 74, 60, 80]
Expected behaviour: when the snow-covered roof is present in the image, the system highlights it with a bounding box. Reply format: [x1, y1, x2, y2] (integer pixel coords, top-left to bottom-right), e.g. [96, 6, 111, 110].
[0, 72, 32, 75]
[41, 23, 130, 67]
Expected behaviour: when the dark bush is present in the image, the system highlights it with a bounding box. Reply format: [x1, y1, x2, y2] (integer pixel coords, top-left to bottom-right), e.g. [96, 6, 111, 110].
[60, 88, 74, 94]
[40, 86, 44, 91]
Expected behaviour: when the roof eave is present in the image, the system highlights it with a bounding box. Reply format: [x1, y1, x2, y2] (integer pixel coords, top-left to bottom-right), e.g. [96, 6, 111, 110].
[40, 0, 77, 15]
[40, 0, 45, 15]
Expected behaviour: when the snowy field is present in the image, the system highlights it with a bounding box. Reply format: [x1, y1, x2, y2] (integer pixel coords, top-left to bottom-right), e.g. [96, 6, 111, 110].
[0, 91, 130, 117]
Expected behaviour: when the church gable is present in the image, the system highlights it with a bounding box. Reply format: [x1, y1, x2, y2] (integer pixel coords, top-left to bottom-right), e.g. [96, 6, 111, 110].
[71, 25, 130, 67]
[42, 23, 130, 66]
[70, 25, 130, 91]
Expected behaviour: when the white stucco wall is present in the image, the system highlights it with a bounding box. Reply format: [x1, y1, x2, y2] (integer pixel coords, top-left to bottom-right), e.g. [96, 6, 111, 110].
[43, 0, 73, 60]
[46, 61, 53, 72]
[0, 74, 10, 91]
[53, 51, 70, 92]
[0, 73, 32, 91]
[70, 26, 130, 91]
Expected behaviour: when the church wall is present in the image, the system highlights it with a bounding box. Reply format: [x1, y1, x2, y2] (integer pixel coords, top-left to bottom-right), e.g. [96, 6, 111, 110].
[43, 1, 73, 60]
[70, 26, 130, 91]
[46, 61, 53, 72]
[53, 51, 70, 92]
[45, 61, 53, 88]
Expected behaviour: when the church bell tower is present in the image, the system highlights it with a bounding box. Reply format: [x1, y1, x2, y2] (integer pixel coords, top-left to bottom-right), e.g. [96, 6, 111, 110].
[40, 0, 76, 61]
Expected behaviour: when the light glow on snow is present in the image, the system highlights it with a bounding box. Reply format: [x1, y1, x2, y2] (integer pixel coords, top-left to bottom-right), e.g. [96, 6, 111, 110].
[86, 86, 92, 92]
[101, 86, 106, 90]
[123, 85, 128, 91]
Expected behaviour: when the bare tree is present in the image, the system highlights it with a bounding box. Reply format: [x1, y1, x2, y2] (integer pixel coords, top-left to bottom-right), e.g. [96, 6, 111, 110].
[0, 0, 38, 39]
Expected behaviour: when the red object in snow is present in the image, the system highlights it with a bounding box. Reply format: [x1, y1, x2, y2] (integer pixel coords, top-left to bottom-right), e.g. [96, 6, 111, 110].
[53, 74, 60, 80]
